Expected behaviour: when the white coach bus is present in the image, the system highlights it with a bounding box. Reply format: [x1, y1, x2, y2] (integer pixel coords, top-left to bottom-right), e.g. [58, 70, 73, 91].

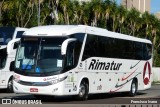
[13, 25, 152, 100]
[0, 27, 27, 92]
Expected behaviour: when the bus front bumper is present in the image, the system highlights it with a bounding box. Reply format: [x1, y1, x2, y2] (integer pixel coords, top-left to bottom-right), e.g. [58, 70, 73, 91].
[13, 80, 64, 96]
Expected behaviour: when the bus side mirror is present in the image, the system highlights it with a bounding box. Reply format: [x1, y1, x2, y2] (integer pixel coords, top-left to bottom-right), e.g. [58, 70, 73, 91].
[7, 38, 20, 54]
[10, 61, 15, 71]
[61, 38, 77, 55]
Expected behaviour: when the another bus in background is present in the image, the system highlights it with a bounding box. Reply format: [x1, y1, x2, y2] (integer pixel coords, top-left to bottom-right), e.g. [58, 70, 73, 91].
[0, 27, 27, 92]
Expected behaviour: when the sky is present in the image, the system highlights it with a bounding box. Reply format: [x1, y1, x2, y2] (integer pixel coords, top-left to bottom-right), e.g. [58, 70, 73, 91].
[116, 0, 160, 14]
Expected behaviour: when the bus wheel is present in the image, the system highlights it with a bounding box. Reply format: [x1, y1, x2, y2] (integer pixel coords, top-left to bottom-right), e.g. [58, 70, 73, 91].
[77, 81, 88, 100]
[7, 78, 13, 93]
[129, 79, 137, 97]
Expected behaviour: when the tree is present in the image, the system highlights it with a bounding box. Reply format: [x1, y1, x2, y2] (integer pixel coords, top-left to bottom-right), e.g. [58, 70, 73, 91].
[117, 5, 127, 33]
[110, 1, 119, 32]
[104, 0, 113, 29]
[59, 0, 70, 24]
[142, 12, 152, 39]
[87, 0, 102, 27]
[1, 0, 37, 27]
[0, 0, 4, 25]
[81, 2, 91, 25]
[126, 8, 140, 36]
[47, 0, 59, 24]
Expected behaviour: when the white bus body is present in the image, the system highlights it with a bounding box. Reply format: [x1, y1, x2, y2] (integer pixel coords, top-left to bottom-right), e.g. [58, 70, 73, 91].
[13, 25, 152, 100]
[0, 27, 27, 92]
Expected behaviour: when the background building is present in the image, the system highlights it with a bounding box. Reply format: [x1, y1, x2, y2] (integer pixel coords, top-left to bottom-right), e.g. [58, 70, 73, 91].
[122, 0, 150, 13]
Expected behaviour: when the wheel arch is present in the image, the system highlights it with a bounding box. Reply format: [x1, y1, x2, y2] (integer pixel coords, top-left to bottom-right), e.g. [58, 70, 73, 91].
[6, 74, 13, 86]
[132, 77, 138, 88]
[6, 75, 14, 93]
[9, 75, 13, 81]
[78, 76, 89, 93]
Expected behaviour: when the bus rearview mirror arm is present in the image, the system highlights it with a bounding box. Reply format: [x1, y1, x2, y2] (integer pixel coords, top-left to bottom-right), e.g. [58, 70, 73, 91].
[61, 38, 77, 55]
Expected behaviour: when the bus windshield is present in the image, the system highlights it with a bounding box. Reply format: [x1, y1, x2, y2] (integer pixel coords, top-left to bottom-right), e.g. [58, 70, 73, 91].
[0, 27, 15, 45]
[15, 37, 67, 76]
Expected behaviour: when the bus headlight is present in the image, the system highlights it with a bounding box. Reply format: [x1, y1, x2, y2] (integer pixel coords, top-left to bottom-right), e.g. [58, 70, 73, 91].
[49, 79, 59, 85]
[48, 76, 67, 85]
[13, 74, 20, 82]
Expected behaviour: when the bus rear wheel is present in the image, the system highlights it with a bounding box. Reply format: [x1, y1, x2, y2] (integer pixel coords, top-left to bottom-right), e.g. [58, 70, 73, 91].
[129, 79, 137, 97]
[77, 81, 88, 100]
[7, 78, 13, 93]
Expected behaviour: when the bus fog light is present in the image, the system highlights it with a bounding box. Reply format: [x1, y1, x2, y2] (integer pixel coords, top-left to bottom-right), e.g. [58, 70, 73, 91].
[52, 88, 58, 93]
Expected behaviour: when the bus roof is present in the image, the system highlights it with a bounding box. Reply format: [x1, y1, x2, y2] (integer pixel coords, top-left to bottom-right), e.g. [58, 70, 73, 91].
[23, 25, 152, 44]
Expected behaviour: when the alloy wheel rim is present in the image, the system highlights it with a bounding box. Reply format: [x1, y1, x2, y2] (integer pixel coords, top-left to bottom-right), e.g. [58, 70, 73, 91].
[8, 80, 13, 90]
[79, 85, 85, 97]
[132, 83, 136, 94]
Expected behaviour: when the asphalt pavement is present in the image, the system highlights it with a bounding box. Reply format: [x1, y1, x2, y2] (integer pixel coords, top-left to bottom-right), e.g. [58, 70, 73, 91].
[0, 84, 159, 107]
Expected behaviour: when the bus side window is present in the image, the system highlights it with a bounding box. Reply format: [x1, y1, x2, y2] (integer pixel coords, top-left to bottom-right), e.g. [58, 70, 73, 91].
[143, 43, 152, 60]
[73, 41, 81, 67]
[65, 42, 76, 70]
[63, 38, 83, 71]
[69, 33, 84, 66]
[135, 42, 143, 60]
[82, 35, 98, 61]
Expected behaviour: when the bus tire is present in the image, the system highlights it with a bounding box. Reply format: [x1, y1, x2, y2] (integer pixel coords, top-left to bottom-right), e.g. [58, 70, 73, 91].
[7, 78, 13, 93]
[129, 79, 137, 97]
[77, 81, 89, 100]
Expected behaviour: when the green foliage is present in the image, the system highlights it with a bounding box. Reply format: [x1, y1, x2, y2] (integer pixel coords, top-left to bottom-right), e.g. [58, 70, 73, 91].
[0, 0, 160, 66]
[152, 81, 160, 84]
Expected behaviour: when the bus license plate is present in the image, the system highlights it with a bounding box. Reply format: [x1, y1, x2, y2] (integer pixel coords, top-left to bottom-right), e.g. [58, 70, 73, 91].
[30, 88, 38, 92]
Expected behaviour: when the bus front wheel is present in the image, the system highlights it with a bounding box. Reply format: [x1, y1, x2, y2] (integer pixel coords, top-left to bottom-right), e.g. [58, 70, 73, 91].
[77, 81, 89, 100]
[7, 78, 13, 93]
